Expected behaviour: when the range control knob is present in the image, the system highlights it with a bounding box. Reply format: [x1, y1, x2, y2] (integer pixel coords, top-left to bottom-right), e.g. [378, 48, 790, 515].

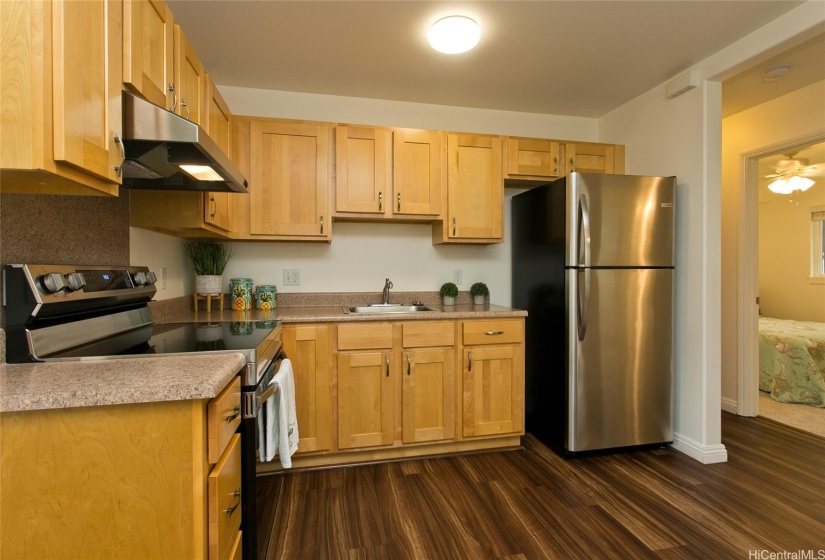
[65, 272, 86, 292]
[132, 272, 147, 286]
[40, 273, 66, 294]
[145, 271, 158, 285]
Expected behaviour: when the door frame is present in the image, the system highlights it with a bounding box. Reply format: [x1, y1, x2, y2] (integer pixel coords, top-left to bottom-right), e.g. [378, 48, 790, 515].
[737, 133, 825, 416]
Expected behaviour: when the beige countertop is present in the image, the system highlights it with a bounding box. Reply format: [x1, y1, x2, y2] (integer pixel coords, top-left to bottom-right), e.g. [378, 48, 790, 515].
[0, 353, 247, 413]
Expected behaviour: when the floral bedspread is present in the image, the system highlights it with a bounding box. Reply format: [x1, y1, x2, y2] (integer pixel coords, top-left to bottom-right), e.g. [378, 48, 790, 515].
[759, 317, 825, 407]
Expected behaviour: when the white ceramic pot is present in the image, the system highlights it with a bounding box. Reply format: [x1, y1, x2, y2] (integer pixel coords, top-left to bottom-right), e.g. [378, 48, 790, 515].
[473, 295, 487, 305]
[195, 275, 223, 296]
[442, 295, 456, 306]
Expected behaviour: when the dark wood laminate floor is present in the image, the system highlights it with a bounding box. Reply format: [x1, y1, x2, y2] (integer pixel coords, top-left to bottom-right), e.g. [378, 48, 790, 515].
[256, 413, 825, 559]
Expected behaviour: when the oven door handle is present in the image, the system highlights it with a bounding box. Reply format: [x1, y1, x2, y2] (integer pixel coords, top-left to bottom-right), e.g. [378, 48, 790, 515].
[242, 353, 285, 419]
[256, 381, 279, 410]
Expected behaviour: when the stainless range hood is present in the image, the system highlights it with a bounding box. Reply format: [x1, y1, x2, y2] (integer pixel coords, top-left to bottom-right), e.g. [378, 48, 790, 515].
[120, 91, 248, 194]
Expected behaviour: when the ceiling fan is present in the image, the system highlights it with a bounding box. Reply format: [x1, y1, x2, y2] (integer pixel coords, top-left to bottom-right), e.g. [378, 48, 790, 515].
[764, 151, 823, 194]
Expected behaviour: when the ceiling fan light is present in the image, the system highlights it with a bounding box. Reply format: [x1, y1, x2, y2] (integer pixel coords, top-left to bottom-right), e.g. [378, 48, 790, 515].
[428, 16, 480, 54]
[787, 175, 815, 191]
[768, 178, 793, 194]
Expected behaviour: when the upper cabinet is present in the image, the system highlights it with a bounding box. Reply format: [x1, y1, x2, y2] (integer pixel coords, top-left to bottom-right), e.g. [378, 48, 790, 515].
[505, 137, 563, 181]
[173, 25, 205, 125]
[1, 0, 123, 196]
[333, 126, 443, 220]
[247, 118, 332, 240]
[123, 0, 174, 109]
[434, 133, 503, 244]
[564, 142, 625, 175]
[203, 74, 233, 231]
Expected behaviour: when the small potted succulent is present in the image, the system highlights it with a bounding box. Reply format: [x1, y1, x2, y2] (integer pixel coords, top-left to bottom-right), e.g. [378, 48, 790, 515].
[440, 282, 458, 306]
[182, 240, 234, 296]
[470, 282, 489, 305]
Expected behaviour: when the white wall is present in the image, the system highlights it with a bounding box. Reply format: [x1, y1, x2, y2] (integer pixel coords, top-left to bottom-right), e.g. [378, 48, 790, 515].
[129, 227, 192, 300]
[130, 89, 597, 304]
[721, 79, 825, 407]
[598, 1, 825, 463]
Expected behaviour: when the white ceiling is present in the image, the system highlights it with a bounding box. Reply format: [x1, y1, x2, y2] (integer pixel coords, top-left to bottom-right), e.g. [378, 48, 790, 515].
[166, 0, 805, 118]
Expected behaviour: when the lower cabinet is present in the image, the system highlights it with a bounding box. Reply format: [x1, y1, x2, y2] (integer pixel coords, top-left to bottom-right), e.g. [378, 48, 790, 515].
[0, 374, 243, 560]
[337, 349, 395, 449]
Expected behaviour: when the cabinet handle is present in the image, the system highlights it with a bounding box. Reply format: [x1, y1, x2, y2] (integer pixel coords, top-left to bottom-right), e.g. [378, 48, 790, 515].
[378, 191, 383, 211]
[397, 193, 401, 212]
[406, 353, 411, 376]
[452, 217, 456, 237]
[224, 501, 240, 517]
[320, 215, 324, 234]
[229, 488, 241, 499]
[569, 158, 574, 173]
[484, 331, 504, 336]
[385, 354, 390, 377]
[181, 98, 190, 119]
[210, 195, 217, 219]
[114, 133, 125, 177]
[167, 83, 177, 112]
[224, 405, 240, 423]
[467, 351, 472, 371]
[553, 156, 558, 175]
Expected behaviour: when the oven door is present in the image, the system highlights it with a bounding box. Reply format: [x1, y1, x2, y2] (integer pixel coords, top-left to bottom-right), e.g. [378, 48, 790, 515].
[240, 343, 286, 560]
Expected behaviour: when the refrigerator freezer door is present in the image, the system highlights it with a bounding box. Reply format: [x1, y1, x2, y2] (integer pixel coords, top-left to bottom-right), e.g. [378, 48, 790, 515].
[566, 173, 675, 268]
[567, 267, 673, 452]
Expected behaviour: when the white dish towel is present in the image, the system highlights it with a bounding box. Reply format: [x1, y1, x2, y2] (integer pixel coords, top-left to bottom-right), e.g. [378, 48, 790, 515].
[257, 358, 299, 467]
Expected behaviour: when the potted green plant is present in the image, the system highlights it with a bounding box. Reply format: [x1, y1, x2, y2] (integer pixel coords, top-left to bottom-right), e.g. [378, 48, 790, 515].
[440, 282, 458, 306]
[182, 240, 234, 296]
[470, 282, 489, 305]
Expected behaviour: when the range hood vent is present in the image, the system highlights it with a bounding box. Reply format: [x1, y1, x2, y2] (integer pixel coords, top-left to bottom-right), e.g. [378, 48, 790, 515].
[120, 91, 248, 194]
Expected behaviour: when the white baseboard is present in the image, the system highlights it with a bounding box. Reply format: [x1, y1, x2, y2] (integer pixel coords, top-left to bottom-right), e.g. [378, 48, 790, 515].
[670, 432, 728, 464]
[721, 397, 738, 414]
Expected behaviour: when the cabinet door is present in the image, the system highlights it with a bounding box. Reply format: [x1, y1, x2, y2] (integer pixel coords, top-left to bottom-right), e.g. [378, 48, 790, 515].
[462, 345, 524, 437]
[506, 137, 562, 178]
[123, 0, 173, 108]
[393, 129, 443, 216]
[446, 133, 503, 241]
[402, 348, 455, 443]
[203, 75, 233, 231]
[283, 325, 332, 454]
[335, 125, 391, 214]
[250, 121, 330, 238]
[565, 142, 615, 175]
[52, 0, 122, 183]
[337, 351, 394, 449]
[173, 24, 204, 125]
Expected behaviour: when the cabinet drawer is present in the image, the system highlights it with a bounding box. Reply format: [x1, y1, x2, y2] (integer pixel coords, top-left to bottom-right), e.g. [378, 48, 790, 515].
[402, 321, 455, 348]
[338, 323, 393, 350]
[209, 434, 242, 560]
[208, 377, 241, 464]
[462, 319, 524, 346]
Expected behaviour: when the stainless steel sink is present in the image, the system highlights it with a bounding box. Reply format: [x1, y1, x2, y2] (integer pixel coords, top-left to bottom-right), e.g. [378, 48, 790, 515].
[342, 304, 440, 314]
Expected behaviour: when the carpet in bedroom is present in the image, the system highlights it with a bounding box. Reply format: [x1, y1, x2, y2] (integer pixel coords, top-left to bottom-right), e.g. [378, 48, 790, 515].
[758, 391, 825, 438]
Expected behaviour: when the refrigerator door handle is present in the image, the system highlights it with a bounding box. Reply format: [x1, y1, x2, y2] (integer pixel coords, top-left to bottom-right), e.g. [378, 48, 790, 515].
[577, 268, 590, 341]
[578, 194, 591, 268]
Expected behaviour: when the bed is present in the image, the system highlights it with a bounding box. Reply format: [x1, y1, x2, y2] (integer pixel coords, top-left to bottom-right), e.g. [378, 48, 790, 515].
[759, 317, 825, 407]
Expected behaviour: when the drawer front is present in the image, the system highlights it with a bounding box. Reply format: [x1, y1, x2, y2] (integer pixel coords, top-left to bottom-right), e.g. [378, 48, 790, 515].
[208, 434, 242, 560]
[402, 321, 455, 348]
[338, 323, 393, 350]
[462, 319, 524, 346]
[208, 377, 242, 464]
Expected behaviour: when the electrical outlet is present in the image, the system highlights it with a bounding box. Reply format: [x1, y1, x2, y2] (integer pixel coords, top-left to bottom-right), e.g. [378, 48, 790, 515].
[160, 267, 167, 290]
[453, 269, 463, 285]
[284, 269, 300, 286]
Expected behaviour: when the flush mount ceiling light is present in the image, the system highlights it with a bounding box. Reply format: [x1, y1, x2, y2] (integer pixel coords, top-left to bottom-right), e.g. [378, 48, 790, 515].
[762, 64, 791, 82]
[428, 16, 480, 54]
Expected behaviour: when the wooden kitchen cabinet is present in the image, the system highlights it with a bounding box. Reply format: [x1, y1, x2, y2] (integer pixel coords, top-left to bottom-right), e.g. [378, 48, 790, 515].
[564, 142, 625, 175]
[334, 125, 392, 215]
[0, 375, 243, 559]
[460, 319, 525, 438]
[434, 133, 504, 244]
[246, 118, 332, 240]
[393, 129, 444, 217]
[283, 324, 333, 454]
[1, 0, 123, 196]
[173, 24, 206, 126]
[123, 0, 174, 109]
[505, 137, 564, 181]
[203, 74, 234, 231]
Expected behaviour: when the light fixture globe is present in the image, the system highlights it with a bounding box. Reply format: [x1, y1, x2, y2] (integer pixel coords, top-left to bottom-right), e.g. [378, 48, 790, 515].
[787, 175, 814, 191]
[428, 16, 480, 54]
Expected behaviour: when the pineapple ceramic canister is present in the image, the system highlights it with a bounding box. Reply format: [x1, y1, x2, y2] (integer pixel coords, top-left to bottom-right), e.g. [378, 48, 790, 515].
[255, 285, 277, 310]
[229, 278, 253, 310]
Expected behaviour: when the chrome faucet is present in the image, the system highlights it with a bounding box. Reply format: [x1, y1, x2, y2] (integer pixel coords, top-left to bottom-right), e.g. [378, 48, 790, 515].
[382, 278, 393, 305]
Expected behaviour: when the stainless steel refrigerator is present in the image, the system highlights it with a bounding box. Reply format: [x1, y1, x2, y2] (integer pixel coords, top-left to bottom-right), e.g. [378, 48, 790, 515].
[512, 172, 675, 454]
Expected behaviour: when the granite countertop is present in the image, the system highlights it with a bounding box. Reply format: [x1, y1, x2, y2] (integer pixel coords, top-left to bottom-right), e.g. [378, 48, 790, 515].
[1, 353, 247, 413]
